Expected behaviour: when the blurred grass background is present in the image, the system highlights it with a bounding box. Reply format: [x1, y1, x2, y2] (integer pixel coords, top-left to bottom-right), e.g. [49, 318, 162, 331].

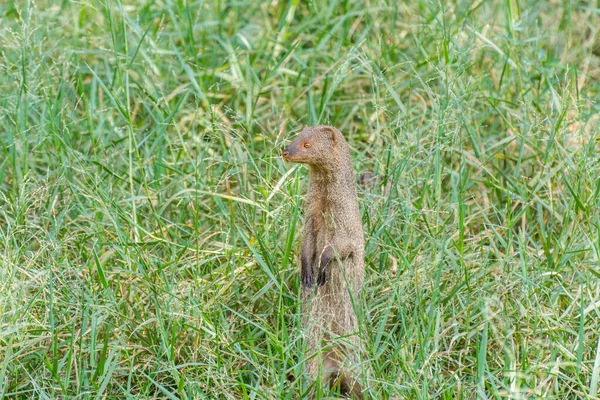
[1, 0, 600, 398]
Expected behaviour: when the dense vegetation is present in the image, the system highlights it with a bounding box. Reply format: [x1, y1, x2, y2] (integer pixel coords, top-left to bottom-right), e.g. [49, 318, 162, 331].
[1, 0, 600, 398]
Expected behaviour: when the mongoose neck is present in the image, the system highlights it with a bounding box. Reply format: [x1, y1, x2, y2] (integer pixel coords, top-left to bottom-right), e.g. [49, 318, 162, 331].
[306, 145, 357, 208]
[307, 167, 357, 210]
[308, 167, 354, 187]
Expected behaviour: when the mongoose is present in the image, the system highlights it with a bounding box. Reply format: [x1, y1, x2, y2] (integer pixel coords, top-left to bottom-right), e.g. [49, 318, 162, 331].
[282, 126, 365, 398]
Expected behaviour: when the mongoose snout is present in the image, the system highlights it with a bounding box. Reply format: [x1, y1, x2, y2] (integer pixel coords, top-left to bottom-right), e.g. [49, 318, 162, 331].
[282, 125, 339, 167]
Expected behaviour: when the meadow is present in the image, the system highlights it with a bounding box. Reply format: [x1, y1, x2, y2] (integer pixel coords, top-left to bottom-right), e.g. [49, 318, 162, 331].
[1, 0, 600, 398]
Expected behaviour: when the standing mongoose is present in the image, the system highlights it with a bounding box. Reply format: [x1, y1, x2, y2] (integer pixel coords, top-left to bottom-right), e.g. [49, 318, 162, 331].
[282, 126, 365, 398]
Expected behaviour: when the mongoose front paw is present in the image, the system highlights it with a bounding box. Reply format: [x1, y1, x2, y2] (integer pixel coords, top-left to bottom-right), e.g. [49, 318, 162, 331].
[317, 268, 330, 286]
[301, 273, 314, 288]
[317, 251, 332, 286]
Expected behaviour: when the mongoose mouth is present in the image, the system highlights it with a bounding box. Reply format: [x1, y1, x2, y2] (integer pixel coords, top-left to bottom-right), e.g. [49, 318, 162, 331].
[282, 155, 307, 163]
[282, 148, 307, 163]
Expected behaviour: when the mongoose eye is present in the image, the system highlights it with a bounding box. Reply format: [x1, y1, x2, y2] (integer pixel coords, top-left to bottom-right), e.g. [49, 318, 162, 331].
[303, 143, 311, 149]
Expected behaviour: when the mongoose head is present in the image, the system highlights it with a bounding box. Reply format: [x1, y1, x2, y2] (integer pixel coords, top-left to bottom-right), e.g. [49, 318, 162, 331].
[282, 125, 346, 170]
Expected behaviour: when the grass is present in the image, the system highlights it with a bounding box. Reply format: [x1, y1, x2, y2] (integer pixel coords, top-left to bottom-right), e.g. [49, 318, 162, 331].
[1, 0, 600, 398]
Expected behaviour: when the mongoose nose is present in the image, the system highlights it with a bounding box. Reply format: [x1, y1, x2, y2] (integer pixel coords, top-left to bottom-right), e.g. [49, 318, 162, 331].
[282, 150, 289, 158]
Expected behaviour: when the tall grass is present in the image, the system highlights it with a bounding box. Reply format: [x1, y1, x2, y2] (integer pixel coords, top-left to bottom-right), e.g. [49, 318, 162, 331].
[1, 0, 599, 398]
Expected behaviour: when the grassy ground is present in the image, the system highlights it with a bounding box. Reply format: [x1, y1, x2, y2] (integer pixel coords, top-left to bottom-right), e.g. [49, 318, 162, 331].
[1, 0, 600, 398]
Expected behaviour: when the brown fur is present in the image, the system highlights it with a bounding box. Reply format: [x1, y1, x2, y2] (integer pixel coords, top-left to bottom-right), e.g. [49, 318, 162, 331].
[283, 126, 365, 399]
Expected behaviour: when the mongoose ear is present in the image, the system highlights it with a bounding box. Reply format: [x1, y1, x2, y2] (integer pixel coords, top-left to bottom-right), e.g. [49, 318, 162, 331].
[324, 126, 338, 147]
